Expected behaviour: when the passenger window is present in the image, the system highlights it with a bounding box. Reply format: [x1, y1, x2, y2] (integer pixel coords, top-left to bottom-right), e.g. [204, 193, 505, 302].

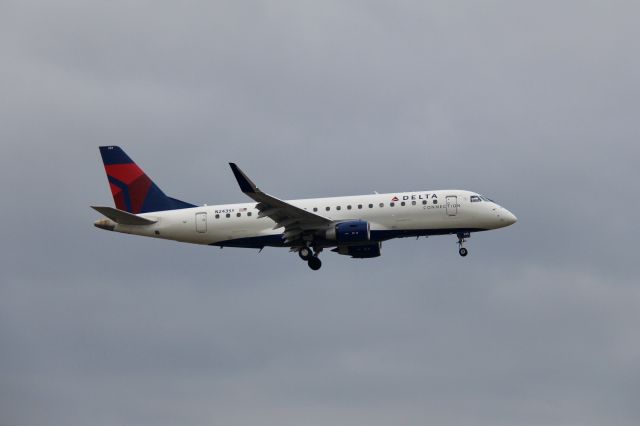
[247, 212, 252, 217]
[336, 206, 341, 211]
[379, 203, 384, 208]
[226, 213, 230, 218]
[358, 204, 363, 209]
[401, 201, 406, 206]
[433, 199, 438, 204]
[368, 204, 373, 208]
[237, 213, 241, 217]
[390, 202, 395, 207]
[313, 207, 318, 212]
[347, 205, 352, 210]
[412, 200, 416, 205]
[215, 214, 220, 219]
[422, 200, 427, 205]
[326, 207, 330, 211]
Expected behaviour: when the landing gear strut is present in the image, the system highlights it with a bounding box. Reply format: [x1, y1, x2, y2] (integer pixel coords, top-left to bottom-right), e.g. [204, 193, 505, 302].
[457, 232, 469, 257]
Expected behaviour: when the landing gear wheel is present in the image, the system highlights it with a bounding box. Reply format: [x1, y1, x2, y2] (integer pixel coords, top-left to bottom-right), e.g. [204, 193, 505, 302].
[298, 247, 312, 261]
[456, 232, 470, 258]
[308, 256, 322, 270]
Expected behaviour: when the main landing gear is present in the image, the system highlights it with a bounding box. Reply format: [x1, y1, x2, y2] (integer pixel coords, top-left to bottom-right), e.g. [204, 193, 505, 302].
[308, 256, 322, 271]
[298, 246, 313, 261]
[298, 246, 322, 270]
[457, 232, 470, 257]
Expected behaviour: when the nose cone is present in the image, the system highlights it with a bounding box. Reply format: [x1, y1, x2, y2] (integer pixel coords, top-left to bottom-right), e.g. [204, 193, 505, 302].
[501, 210, 517, 226]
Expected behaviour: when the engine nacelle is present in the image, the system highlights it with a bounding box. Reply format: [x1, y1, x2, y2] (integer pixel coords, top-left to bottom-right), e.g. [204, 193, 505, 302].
[325, 220, 370, 243]
[334, 242, 381, 258]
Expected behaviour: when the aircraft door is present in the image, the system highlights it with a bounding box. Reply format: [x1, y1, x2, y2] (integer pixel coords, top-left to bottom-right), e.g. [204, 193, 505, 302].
[195, 212, 207, 233]
[446, 196, 457, 216]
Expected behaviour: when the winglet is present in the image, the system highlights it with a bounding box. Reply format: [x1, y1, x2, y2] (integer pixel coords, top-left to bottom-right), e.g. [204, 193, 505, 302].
[229, 163, 259, 194]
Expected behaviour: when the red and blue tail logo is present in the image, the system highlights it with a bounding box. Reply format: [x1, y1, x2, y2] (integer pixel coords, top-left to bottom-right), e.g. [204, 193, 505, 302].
[99, 146, 195, 213]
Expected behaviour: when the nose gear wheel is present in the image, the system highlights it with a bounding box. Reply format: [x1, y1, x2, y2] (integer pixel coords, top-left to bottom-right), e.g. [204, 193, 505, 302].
[457, 232, 470, 257]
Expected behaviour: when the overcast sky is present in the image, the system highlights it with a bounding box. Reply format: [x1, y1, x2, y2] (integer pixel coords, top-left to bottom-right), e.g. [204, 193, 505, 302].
[1, 1, 639, 425]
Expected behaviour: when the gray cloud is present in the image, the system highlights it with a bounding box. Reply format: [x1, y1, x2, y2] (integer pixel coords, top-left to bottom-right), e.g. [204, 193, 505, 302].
[1, 1, 639, 425]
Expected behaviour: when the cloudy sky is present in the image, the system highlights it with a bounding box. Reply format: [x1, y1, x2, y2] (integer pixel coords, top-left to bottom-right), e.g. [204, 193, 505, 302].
[1, 1, 639, 425]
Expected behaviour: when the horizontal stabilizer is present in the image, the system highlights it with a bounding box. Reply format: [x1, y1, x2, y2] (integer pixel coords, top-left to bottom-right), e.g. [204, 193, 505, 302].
[91, 206, 157, 225]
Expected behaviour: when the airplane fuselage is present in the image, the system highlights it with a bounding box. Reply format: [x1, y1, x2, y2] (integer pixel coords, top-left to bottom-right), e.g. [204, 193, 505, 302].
[96, 189, 516, 249]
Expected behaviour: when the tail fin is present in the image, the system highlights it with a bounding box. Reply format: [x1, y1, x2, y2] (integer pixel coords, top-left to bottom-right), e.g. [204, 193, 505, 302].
[99, 146, 195, 213]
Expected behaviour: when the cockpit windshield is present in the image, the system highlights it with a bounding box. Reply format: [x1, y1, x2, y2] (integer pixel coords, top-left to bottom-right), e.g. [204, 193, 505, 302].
[471, 194, 495, 203]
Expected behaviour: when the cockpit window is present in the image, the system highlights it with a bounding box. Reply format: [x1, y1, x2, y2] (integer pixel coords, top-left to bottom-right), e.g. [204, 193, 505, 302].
[474, 194, 495, 203]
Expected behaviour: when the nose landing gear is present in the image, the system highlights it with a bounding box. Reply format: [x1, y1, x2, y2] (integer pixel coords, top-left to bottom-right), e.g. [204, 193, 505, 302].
[457, 232, 470, 257]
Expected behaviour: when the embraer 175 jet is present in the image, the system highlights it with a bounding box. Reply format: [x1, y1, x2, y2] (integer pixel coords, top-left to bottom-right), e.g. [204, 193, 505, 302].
[93, 146, 517, 270]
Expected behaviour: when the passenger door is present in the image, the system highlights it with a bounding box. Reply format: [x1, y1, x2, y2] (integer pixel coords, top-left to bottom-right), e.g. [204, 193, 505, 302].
[446, 196, 457, 216]
[195, 212, 207, 233]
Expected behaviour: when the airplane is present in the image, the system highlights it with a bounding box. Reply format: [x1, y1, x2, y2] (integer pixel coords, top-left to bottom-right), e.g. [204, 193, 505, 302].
[92, 146, 517, 270]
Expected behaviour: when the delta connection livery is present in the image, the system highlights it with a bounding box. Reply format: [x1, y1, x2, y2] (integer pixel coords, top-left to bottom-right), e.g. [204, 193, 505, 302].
[93, 146, 517, 270]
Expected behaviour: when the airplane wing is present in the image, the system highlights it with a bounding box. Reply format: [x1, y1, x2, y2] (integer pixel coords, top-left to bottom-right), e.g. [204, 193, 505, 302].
[229, 163, 332, 244]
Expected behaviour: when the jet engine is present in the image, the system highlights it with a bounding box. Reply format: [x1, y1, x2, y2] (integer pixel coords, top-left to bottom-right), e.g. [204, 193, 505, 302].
[325, 220, 370, 243]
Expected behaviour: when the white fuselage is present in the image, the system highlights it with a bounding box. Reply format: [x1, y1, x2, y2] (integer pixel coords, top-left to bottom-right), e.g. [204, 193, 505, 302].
[102, 190, 517, 248]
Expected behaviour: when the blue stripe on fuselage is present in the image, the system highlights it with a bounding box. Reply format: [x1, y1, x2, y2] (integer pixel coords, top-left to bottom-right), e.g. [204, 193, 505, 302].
[209, 228, 488, 249]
